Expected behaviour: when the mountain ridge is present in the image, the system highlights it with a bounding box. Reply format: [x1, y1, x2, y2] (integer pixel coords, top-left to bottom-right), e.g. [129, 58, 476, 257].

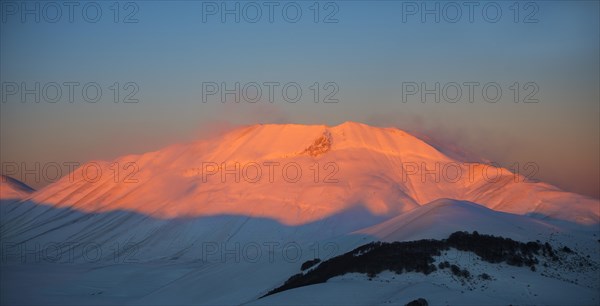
[0, 174, 35, 200]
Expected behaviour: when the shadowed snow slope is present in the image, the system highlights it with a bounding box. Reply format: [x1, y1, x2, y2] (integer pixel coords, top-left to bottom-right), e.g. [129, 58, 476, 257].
[26, 122, 598, 226]
[358, 199, 563, 242]
[1, 199, 598, 306]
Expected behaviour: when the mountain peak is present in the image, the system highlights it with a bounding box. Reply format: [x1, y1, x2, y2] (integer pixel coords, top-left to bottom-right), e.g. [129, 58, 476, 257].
[335, 120, 370, 128]
[210, 121, 447, 162]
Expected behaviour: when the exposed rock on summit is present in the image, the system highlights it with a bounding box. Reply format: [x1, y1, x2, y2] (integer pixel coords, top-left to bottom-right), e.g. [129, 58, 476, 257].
[301, 130, 332, 157]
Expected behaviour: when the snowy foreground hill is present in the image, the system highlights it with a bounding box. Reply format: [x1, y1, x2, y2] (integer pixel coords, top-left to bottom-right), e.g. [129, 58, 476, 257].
[1, 122, 598, 305]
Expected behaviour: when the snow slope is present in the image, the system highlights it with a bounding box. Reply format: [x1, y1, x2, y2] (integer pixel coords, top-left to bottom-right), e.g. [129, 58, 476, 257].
[1, 197, 597, 305]
[255, 200, 600, 306]
[0, 174, 35, 200]
[358, 198, 561, 242]
[253, 263, 600, 306]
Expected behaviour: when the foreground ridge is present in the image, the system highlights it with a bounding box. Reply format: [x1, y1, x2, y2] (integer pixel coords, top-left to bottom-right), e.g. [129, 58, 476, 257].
[263, 231, 597, 298]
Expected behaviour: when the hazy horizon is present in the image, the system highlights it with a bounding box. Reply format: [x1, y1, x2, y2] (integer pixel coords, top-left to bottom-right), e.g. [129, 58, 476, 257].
[2, 1, 599, 198]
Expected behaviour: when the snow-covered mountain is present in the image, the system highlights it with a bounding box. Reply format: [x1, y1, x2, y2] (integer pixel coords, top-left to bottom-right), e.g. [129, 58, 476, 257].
[1, 122, 598, 305]
[28, 122, 599, 225]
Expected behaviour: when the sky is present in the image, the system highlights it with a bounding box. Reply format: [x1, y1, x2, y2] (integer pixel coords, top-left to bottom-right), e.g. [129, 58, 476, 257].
[1, 0, 599, 198]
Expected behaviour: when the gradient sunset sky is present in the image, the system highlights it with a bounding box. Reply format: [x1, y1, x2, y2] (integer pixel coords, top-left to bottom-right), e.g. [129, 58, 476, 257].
[1, 1, 598, 197]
